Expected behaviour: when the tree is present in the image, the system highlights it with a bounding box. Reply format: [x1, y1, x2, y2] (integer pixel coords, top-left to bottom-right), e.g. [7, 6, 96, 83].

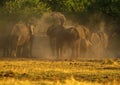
[2, 0, 50, 20]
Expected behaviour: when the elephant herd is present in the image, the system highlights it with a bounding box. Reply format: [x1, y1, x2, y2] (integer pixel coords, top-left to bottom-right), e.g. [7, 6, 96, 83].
[47, 12, 109, 59]
[0, 12, 108, 59]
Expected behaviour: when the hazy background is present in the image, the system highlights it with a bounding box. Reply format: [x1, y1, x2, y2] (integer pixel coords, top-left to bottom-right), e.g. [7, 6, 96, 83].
[0, 0, 120, 58]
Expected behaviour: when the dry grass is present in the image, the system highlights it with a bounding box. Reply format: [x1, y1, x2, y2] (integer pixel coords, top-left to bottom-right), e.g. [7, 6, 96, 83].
[0, 58, 120, 85]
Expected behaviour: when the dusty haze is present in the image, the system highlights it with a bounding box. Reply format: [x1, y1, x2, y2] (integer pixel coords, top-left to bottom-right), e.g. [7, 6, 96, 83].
[0, 12, 119, 59]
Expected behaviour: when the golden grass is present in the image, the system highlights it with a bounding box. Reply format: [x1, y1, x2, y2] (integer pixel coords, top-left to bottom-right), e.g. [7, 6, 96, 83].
[0, 58, 120, 85]
[0, 78, 119, 85]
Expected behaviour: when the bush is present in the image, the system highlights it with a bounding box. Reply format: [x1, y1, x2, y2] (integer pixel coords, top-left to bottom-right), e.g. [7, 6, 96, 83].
[2, 0, 51, 20]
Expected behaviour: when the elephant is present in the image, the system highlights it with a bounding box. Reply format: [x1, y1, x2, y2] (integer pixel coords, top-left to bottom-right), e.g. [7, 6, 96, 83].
[76, 25, 92, 57]
[47, 24, 80, 59]
[55, 26, 80, 59]
[10, 21, 35, 57]
[47, 12, 67, 57]
[76, 25, 108, 57]
[76, 25, 91, 40]
[47, 24, 65, 57]
[90, 31, 108, 57]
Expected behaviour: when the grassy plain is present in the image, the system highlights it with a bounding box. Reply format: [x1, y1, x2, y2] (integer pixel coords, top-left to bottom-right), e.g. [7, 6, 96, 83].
[0, 58, 120, 85]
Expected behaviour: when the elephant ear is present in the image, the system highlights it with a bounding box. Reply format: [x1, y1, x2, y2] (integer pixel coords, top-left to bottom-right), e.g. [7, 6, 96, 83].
[91, 32, 101, 45]
[47, 24, 57, 37]
[76, 25, 86, 39]
[98, 32, 108, 48]
[47, 24, 64, 38]
[29, 24, 35, 35]
[11, 24, 21, 36]
[72, 27, 80, 39]
[11, 22, 30, 46]
[67, 27, 80, 40]
[82, 26, 91, 40]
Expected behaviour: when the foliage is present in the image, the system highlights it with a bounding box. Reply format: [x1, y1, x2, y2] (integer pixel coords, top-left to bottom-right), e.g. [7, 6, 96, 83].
[1, 0, 50, 20]
[0, 0, 119, 23]
[87, 0, 120, 21]
[41, 0, 89, 12]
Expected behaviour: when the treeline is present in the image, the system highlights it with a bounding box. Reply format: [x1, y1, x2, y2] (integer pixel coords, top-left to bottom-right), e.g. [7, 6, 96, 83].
[0, 0, 119, 19]
[0, 0, 50, 21]
[0, 0, 120, 29]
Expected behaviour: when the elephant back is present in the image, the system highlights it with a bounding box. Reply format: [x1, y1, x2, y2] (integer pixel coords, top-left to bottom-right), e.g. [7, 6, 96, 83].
[66, 26, 80, 40]
[56, 26, 79, 43]
[47, 24, 64, 38]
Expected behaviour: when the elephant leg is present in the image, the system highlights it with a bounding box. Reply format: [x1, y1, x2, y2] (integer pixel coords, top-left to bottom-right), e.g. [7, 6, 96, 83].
[50, 39, 56, 57]
[75, 41, 80, 58]
[3, 48, 6, 57]
[11, 48, 17, 57]
[17, 46, 21, 57]
[30, 44, 32, 57]
[29, 39, 33, 57]
[9, 48, 12, 57]
[12, 51, 16, 57]
[71, 42, 76, 58]
[59, 46, 63, 58]
[16, 46, 19, 57]
[71, 46, 75, 59]
[51, 44, 56, 57]
[23, 43, 30, 57]
[25, 42, 31, 57]
[56, 46, 60, 59]
[56, 43, 63, 59]
[50, 40, 53, 55]
[3, 47, 8, 57]
[76, 46, 79, 59]
[6, 47, 10, 57]
[56, 41, 59, 59]
[71, 46, 77, 59]
[56, 45, 62, 59]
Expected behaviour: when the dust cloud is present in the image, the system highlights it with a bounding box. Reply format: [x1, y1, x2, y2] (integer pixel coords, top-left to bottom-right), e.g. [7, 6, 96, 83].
[0, 12, 119, 59]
